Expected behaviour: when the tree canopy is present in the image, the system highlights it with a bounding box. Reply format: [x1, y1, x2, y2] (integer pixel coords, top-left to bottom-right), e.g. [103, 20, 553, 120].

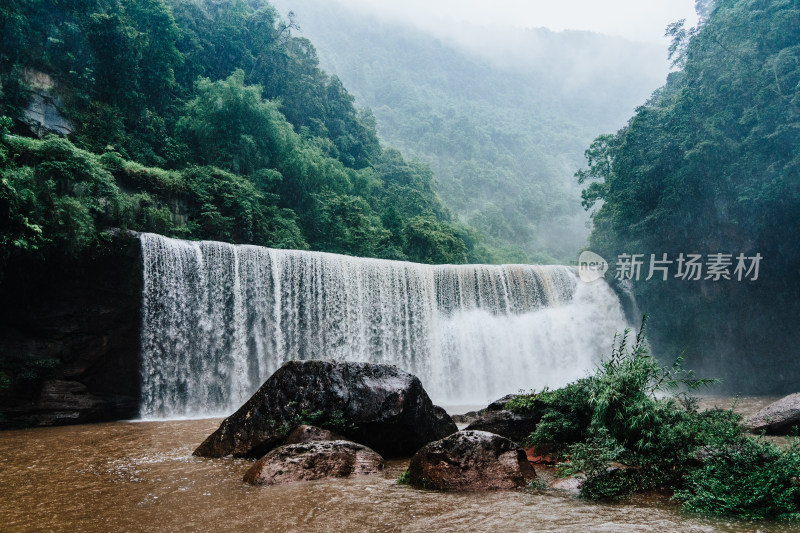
[0, 0, 488, 273]
[577, 0, 800, 393]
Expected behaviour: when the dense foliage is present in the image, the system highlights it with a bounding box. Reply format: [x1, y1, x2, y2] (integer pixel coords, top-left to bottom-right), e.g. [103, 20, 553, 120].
[0, 0, 485, 280]
[510, 319, 800, 521]
[576, 0, 800, 393]
[274, 0, 667, 263]
[504, 380, 594, 455]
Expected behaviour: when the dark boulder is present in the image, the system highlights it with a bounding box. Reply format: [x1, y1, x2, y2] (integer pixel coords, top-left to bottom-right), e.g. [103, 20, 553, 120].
[450, 393, 519, 425]
[450, 410, 481, 425]
[487, 394, 517, 411]
[407, 430, 535, 491]
[243, 440, 384, 485]
[746, 393, 800, 434]
[465, 409, 538, 443]
[193, 360, 457, 458]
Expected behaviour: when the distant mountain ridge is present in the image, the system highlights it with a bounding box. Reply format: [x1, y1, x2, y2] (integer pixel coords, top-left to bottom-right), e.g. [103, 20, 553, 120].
[272, 0, 669, 261]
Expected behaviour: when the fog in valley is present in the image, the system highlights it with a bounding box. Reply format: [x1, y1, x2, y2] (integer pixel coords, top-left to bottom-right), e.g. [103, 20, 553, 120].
[272, 0, 689, 262]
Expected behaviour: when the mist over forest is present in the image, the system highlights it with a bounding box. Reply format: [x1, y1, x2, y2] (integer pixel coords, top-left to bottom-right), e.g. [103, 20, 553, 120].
[270, 0, 800, 393]
[273, 0, 669, 261]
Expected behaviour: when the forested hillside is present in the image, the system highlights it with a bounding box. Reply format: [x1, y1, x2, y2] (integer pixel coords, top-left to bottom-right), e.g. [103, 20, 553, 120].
[272, 0, 667, 262]
[0, 0, 487, 277]
[577, 0, 800, 393]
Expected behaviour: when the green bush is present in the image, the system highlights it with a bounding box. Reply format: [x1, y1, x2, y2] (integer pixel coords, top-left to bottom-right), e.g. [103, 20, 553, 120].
[527, 380, 594, 454]
[530, 317, 800, 520]
[674, 436, 800, 520]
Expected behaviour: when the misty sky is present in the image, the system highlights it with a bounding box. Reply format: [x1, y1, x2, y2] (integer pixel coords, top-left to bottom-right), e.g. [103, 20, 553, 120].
[334, 0, 699, 44]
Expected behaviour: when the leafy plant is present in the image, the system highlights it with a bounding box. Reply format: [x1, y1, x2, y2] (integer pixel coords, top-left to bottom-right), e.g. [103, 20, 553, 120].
[503, 391, 541, 414]
[527, 380, 594, 454]
[538, 317, 800, 520]
[397, 469, 411, 485]
[589, 315, 717, 453]
[674, 436, 800, 520]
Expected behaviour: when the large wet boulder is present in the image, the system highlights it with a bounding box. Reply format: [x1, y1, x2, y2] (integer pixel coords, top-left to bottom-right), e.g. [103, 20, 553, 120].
[194, 361, 457, 458]
[464, 409, 538, 443]
[746, 393, 800, 434]
[406, 430, 535, 491]
[243, 440, 384, 485]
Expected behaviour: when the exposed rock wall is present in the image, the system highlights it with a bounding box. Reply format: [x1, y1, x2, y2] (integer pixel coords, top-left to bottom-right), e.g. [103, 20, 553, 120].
[20, 69, 73, 137]
[0, 231, 143, 428]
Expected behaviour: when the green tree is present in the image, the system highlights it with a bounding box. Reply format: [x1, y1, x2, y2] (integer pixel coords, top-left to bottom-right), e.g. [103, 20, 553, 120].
[576, 0, 800, 393]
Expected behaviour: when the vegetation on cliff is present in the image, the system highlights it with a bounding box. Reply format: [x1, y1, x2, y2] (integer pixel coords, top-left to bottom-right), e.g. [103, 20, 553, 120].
[0, 0, 498, 400]
[0, 0, 487, 282]
[575, 0, 800, 393]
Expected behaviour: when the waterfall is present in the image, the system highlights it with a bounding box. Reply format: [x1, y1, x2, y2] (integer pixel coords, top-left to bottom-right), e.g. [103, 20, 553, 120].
[139, 233, 629, 418]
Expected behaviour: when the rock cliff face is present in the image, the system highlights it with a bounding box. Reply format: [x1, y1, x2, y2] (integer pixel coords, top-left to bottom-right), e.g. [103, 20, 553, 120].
[0, 231, 143, 428]
[20, 69, 73, 137]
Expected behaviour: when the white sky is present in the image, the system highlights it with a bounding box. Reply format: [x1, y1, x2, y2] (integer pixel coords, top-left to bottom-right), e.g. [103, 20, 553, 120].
[334, 0, 699, 44]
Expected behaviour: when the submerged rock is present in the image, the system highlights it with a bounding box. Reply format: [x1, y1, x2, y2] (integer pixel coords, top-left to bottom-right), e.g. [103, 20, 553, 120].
[464, 409, 538, 443]
[243, 440, 384, 485]
[406, 430, 535, 491]
[549, 475, 584, 494]
[746, 393, 800, 434]
[193, 361, 457, 458]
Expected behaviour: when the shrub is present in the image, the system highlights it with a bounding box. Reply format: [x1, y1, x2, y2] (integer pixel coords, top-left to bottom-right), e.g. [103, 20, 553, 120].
[673, 436, 800, 520]
[538, 316, 800, 520]
[527, 379, 594, 454]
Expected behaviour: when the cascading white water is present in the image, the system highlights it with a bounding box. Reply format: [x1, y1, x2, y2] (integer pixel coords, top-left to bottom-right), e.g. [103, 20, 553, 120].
[139, 233, 630, 418]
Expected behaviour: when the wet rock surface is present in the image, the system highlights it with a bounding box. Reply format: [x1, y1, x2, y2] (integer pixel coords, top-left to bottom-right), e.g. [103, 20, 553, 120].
[745, 393, 800, 434]
[243, 440, 384, 485]
[486, 394, 517, 411]
[464, 409, 539, 443]
[451, 411, 481, 425]
[284, 424, 346, 445]
[0, 231, 142, 428]
[194, 361, 457, 458]
[406, 430, 535, 491]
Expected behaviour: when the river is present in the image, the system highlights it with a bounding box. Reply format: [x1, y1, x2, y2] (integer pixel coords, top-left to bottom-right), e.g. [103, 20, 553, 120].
[0, 397, 795, 532]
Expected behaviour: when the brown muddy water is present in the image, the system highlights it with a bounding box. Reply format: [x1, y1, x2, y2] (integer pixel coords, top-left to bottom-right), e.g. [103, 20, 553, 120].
[0, 397, 796, 532]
